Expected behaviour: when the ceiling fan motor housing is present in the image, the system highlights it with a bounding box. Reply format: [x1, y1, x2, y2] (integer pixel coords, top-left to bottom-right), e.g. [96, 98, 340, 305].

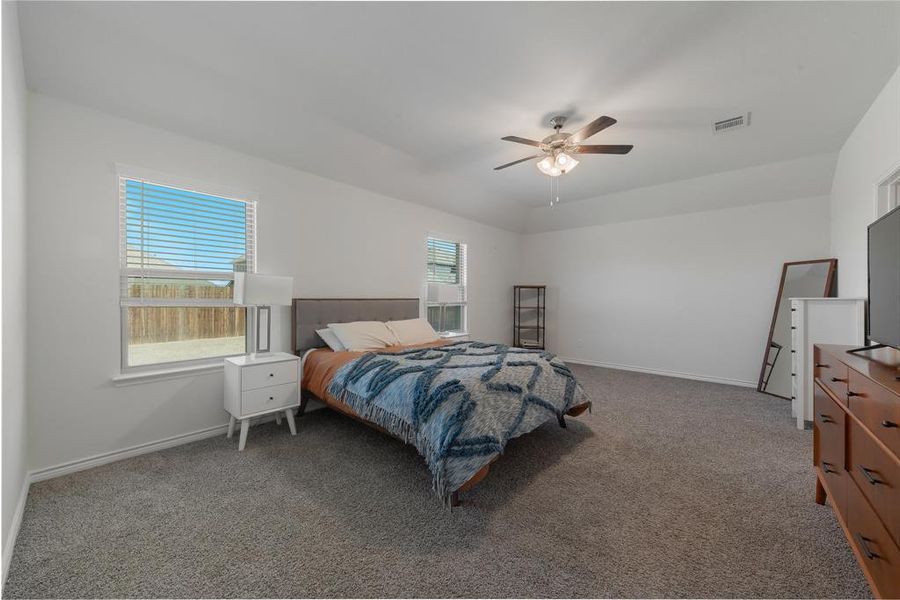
[549, 115, 568, 130]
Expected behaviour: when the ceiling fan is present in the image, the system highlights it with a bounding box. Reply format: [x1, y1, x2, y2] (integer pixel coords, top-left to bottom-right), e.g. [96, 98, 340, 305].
[494, 115, 633, 176]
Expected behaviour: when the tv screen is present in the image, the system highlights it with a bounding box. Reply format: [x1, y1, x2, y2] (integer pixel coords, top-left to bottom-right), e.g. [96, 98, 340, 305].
[868, 205, 900, 349]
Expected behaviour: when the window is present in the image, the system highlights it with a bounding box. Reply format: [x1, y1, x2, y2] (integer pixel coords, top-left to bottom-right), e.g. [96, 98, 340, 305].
[877, 163, 900, 217]
[425, 236, 467, 334]
[119, 175, 256, 370]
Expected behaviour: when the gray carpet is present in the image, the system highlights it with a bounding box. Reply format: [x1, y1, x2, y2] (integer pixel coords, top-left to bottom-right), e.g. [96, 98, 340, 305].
[5, 365, 871, 598]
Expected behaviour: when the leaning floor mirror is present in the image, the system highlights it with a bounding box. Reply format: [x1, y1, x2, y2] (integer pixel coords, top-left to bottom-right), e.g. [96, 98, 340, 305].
[757, 259, 838, 399]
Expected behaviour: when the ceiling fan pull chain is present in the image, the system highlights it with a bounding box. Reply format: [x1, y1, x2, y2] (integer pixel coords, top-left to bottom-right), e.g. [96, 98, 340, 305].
[549, 172, 553, 207]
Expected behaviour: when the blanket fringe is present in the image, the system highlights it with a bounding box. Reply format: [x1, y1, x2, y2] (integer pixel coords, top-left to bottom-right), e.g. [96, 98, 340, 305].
[328, 382, 457, 497]
[327, 342, 590, 502]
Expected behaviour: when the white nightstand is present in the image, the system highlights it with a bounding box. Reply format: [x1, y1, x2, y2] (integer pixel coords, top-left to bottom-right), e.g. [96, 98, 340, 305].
[224, 352, 301, 451]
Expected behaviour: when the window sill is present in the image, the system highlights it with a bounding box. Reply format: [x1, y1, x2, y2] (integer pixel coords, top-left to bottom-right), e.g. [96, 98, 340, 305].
[440, 331, 470, 340]
[112, 361, 225, 386]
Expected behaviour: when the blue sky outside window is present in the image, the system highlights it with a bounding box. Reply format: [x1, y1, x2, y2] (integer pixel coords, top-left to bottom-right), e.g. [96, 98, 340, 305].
[125, 179, 249, 273]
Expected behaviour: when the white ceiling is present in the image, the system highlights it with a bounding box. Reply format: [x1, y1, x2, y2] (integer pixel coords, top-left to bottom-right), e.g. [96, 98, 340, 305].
[17, 1, 900, 232]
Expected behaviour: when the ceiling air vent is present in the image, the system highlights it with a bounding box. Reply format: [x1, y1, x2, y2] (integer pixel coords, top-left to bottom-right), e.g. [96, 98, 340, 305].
[712, 112, 751, 134]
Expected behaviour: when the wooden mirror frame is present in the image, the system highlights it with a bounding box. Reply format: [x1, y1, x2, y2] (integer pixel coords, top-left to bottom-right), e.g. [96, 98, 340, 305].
[757, 258, 838, 398]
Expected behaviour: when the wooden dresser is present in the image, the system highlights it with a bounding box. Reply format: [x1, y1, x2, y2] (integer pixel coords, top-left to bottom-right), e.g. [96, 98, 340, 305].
[813, 344, 900, 598]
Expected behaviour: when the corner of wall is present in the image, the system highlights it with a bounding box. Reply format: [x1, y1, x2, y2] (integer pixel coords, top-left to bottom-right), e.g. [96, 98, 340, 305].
[2, 0, 32, 587]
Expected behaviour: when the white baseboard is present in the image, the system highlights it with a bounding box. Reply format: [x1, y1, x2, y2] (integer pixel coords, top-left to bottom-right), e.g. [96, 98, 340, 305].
[29, 422, 231, 483]
[3, 408, 313, 588]
[560, 356, 757, 388]
[2, 476, 30, 591]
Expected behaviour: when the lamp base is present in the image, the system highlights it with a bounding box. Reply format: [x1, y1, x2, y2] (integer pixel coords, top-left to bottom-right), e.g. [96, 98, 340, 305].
[251, 305, 272, 356]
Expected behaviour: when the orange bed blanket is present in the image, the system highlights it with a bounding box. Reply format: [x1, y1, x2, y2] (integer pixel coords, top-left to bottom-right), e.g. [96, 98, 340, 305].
[301, 340, 450, 415]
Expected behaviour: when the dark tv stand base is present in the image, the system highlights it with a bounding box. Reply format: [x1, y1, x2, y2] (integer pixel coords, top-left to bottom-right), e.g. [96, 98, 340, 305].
[847, 343, 889, 354]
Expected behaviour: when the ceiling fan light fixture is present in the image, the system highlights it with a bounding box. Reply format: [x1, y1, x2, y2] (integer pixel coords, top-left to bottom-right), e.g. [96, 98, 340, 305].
[536, 156, 554, 175]
[561, 156, 579, 174]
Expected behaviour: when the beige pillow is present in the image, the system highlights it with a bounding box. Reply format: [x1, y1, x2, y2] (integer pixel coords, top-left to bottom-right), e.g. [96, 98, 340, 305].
[316, 328, 347, 352]
[386, 318, 440, 346]
[327, 321, 399, 351]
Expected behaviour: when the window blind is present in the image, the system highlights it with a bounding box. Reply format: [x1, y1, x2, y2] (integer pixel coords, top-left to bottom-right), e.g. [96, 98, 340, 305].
[427, 237, 466, 284]
[426, 236, 466, 302]
[119, 177, 256, 307]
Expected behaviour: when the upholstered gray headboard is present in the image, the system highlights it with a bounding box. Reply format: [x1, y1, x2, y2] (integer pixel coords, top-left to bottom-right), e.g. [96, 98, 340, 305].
[291, 298, 420, 354]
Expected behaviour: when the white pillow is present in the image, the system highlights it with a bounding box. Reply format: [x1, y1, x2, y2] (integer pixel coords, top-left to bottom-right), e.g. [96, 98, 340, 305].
[327, 321, 399, 351]
[386, 318, 440, 346]
[316, 328, 347, 352]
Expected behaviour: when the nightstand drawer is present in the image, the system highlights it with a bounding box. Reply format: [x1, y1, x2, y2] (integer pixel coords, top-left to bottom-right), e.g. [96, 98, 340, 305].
[241, 361, 298, 391]
[241, 382, 299, 415]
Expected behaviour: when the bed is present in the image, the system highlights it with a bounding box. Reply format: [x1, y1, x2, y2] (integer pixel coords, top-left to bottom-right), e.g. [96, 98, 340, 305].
[292, 298, 591, 505]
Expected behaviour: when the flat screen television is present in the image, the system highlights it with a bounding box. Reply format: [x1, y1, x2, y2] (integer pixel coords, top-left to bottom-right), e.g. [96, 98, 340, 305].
[867, 204, 900, 350]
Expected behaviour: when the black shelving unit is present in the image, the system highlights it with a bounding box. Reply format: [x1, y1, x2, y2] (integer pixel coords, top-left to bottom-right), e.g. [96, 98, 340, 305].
[513, 285, 546, 350]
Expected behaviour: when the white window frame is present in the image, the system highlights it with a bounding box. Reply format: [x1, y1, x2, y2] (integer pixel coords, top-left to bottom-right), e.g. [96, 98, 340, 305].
[425, 234, 468, 335]
[117, 166, 258, 374]
[875, 162, 900, 218]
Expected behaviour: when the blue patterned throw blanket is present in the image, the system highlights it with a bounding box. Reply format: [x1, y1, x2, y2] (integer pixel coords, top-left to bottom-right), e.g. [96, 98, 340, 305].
[327, 341, 590, 501]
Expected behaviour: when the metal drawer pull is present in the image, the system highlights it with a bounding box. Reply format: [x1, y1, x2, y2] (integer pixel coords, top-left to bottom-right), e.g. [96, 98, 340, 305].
[857, 465, 884, 486]
[269, 373, 274, 377]
[830, 376, 847, 383]
[269, 396, 274, 400]
[818, 413, 833, 424]
[822, 461, 836, 474]
[847, 391, 861, 397]
[854, 533, 880, 560]
[815, 363, 829, 368]
[882, 420, 898, 429]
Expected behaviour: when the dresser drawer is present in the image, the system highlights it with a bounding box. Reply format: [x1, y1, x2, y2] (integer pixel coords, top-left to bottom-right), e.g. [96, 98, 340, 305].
[814, 382, 846, 466]
[241, 360, 299, 391]
[241, 382, 299, 415]
[847, 479, 900, 599]
[814, 347, 849, 404]
[848, 370, 900, 458]
[848, 419, 900, 547]
[814, 383, 848, 514]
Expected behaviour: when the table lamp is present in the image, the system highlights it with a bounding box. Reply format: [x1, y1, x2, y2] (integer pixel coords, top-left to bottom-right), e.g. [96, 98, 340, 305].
[234, 273, 293, 357]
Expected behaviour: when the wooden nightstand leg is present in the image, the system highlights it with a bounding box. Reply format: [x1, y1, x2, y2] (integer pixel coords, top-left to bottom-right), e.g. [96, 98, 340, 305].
[285, 409, 297, 435]
[227, 415, 236, 438]
[238, 419, 250, 451]
[275, 413, 282, 425]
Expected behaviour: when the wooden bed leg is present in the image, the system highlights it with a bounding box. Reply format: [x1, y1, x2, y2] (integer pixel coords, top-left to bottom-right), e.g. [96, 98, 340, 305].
[558, 414, 567, 428]
[298, 392, 310, 418]
[449, 491, 461, 507]
[815, 477, 827, 505]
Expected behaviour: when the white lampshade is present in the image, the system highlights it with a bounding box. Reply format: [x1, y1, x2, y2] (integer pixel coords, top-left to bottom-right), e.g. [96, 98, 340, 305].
[427, 283, 461, 304]
[234, 273, 293, 306]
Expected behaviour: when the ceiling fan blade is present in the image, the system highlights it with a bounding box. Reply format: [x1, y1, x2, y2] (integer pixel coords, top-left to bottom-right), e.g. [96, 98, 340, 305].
[501, 136, 543, 147]
[568, 116, 617, 144]
[494, 154, 542, 170]
[573, 144, 633, 154]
